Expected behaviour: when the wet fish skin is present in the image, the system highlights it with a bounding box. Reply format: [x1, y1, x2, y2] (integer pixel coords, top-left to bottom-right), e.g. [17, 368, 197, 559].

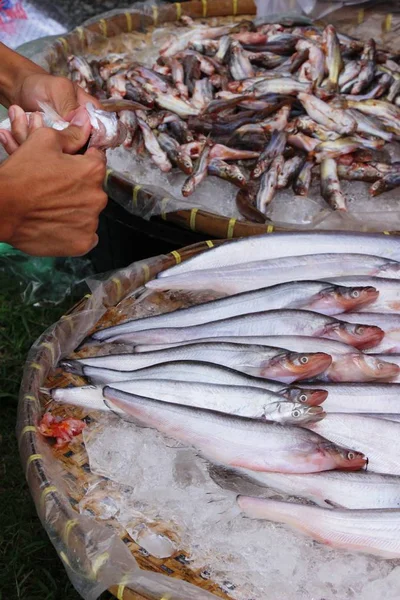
[112, 308, 383, 351]
[308, 413, 400, 476]
[320, 158, 347, 211]
[148, 253, 400, 296]
[277, 155, 305, 189]
[63, 341, 332, 384]
[329, 276, 400, 314]
[182, 142, 212, 197]
[234, 469, 400, 509]
[306, 381, 400, 414]
[293, 160, 313, 196]
[256, 156, 284, 212]
[237, 496, 400, 558]
[207, 158, 247, 188]
[230, 41, 255, 80]
[157, 132, 193, 174]
[298, 93, 356, 135]
[77, 360, 327, 406]
[351, 39, 376, 95]
[236, 183, 268, 224]
[136, 116, 172, 172]
[336, 312, 400, 354]
[103, 387, 366, 473]
[249, 77, 312, 97]
[323, 25, 343, 90]
[338, 60, 362, 88]
[251, 131, 287, 179]
[370, 170, 400, 197]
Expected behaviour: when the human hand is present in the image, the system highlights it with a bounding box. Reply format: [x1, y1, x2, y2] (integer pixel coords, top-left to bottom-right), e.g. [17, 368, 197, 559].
[0, 110, 107, 257]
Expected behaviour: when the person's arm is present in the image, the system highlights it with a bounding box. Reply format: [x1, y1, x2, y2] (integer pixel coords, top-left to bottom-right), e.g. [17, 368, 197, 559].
[0, 42, 45, 108]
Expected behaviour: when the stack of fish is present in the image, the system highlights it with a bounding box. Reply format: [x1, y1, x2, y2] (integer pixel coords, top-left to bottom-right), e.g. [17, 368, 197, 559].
[52, 232, 400, 559]
[67, 18, 400, 219]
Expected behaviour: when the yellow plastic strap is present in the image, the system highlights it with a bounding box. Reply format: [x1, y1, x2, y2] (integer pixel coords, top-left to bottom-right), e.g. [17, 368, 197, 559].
[112, 277, 122, 298]
[26, 453, 43, 475]
[189, 208, 199, 231]
[92, 552, 109, 576]
[61, 314, 75, 332]
[171, 250, 182, 264]
[117, 584, 125, 600]
[357, 8, 365, 25]
[160, 196, 169, 220]
[133, 184, 142, 207]
[152, 5, 158, 25]
[125, 12, 133, 32]
[232, 0, 238, 15]
[40, 485, 57, 508]
[384, 13, 393, 33]
[24, 394, 40, 407]
[75, 27, 85, 42]
[142, 263, 151, 283]
[383, 231, 391, 235]
[206, 240, 214, 248]
[41, 342, 55, 363]
[175, 2, 182, 20]
[227, 218, 236, 239]
[60, 551, 71, 568]
[64, 519, 78, 543]
[99, 18, 107, 37]
[84, 293, 92, 299]
[58, 37, 69, 53]
[266, 224, 274, 233]
[104, 168, 113, 187]
[19, 425, 36, 444]
[30, 362, 43, 371]
[201, 0, 208, 18]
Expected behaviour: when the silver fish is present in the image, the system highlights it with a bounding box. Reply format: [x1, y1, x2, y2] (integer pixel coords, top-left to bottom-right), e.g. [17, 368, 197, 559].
[237, 496, 400, 558]
[328, 276, 400, 314]
[337, 312, 400, 354]
[136, 115, 172, 172]
[103, 388, 366, 473]
[338, 60, 362, 88]
[307, 381, 400, 414]
[251, 131, 287, 179]
[351, 39, 376, 95]
[256, 156, 284, 212]
[323, 25, 343, 90]
[62, 341, 332, 384]
[293, 160, 313, 196]
[114, 309, 382, 351]
[91, 280, 378, 344]
[277, 156, 305, 189]
[182, 142, 211, 197]
[76, 360, 328, 406]
[230, 41, 255, 80]
[53, 379, 323, 424]
[249, 77, 312, 97]
[234, 469, 400, 509]
[147, 253, 400, 296]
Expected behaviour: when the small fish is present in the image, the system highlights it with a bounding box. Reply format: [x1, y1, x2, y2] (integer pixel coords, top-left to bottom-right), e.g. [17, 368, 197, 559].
[119, 110, 137, 148]
[323, 25, 343, 90]
[336, 312, 400, 354]
[182, 142, 212, 197]
[338, 60, 362, 88]
[320, 158, 347, 211]
[256, 156, 284, 212]
[298, 93, 356, 135]
[136, 116, 172, 172]
[277, 156, 305, 189]
[237, 497, 400, 558]
[293, 160, 313, 196]
[351, 39, 376, 95]
[103, 388, 365, 473]
[230, 41, 255, 80]
[191, 78, 214, 111]
[346, 99, 400, 130]
[125, 81, 155, 108]
[153, 91, 200, 118]
[208, 158, 247, 187]
[251, 131, 287, 178]
[67, 55, 95, 84]
[157, 132, 193, 174]
[287, 133, 320, 153]
[293, 116, 341, 142]
[209, 143, 259, 161]
[314, 137, 378, 163]
[236, 182, 267, 224]
[370, 170, 400, 197]
[337, 162, 391, 182]
[249, 77, 312, 97]
[348, 109, 393, 142]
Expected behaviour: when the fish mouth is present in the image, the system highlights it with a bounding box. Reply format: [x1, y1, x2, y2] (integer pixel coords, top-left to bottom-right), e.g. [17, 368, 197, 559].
[337, 287, 379, 311]
[357, 356, 400, 381]
[60, 360, 84, 376]
[324, 323, 384, 350]
[303, 407, 326, 423]
[305, 389, 329, 406]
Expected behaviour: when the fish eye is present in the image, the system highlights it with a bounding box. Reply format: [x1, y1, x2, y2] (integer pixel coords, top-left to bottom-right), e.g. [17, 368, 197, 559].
[300, 356, 309, 364]
[377, 362, 385, 370]
[347, 451, 356, 460]
[292, 409, 301, 418]
[299, 393, 308, 403]
[356, 326, 365, 335]
[351, 290, 360, 298]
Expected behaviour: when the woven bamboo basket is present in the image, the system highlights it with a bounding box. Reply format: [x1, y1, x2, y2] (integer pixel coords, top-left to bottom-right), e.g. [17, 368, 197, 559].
[38, 0, 400, 240]
[18, 238, 253, 600]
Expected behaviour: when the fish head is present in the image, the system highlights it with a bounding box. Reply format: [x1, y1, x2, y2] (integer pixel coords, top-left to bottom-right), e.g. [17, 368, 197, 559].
[177, 153, 194, 175]
[267, 402, 326, 425]
[356, 354, 399, 381]
[280, 386, 328, 406]
[309, 285, 378, 315]
[322, 321, 384, 350]
[260, 351, 332, 383]
[181, 177, 195, 197]
[321, 442, 367, 471]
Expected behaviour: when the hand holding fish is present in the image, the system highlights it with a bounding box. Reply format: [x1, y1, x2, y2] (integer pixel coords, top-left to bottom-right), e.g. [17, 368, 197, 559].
[0, 116, 107, 256]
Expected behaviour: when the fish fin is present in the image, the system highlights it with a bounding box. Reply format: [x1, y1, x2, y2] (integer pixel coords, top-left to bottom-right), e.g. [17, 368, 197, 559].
[322, 498, 344, 509]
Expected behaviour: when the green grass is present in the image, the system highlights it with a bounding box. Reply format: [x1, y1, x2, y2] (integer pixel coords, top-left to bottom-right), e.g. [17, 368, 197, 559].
[0, 277, 113, 600]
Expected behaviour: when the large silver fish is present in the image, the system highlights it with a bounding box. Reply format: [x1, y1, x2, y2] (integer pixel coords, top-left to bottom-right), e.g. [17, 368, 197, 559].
[237, 496, 400, 558]
[52, 379, 323, 425]
[103, 387, 366, 473]
[112, 309, 383, 351]
[62, 342, 332, 384]
[147, 253, 400, 296]
[233, 468, 400, 509]
[156, 232, 400, 279]
[336, 312, 400, 354]
[306, 381, 400, 414]
[328, 276, 400, 314]
[89, 281, 378, 344]
[308, 413, 400, 475]
[78, 360, 328, 406]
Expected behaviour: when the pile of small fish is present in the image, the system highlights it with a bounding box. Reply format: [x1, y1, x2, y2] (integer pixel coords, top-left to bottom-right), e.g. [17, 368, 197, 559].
[67, 18, 400, 219]
[50, 231, 400, 560]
